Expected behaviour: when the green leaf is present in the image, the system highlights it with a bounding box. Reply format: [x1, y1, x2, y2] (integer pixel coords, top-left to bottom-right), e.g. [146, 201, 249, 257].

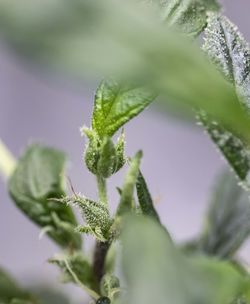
[136, 170, 160, 222]
[116, 151, 143, 216]
[60, 195, 113, 241]
[8, 144, 82, 249]
[50, 252, 97, 292]
[199, 13, 250, 189]
[1, 1, 250, 144]
[199, 169, 250, 259]
[92, 79, 156, 138]
[0, 268, 34, 303]
[122, 215, 250, 304]
[160, 0, 207, 36]
[29, 286, 70, 304]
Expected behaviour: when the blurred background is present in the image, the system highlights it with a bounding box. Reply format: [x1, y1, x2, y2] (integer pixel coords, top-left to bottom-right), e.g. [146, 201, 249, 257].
[0, 0, 250, 301]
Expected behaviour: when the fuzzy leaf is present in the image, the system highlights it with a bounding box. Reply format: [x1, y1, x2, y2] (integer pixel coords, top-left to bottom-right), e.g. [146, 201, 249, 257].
[61, 195, 112, 240]
[136, 170, 160, 222]
[160, 0, 208, 36]
[8, 144, 81, 249]
[200, 14, 250, 189]
[116, 151, 143, 216]
[199, 170, 250, 259]
[122, 215, 250, 304]
[50, 252, 97, 291]
[92, 80, 156, 138]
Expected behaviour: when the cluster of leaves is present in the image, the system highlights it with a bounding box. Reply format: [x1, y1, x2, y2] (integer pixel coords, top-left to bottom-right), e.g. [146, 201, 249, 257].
[1, 0, 250, 304]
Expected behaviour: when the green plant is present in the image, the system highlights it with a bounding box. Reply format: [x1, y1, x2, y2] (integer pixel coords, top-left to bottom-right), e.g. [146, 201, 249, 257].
[1, 1, 250, 304]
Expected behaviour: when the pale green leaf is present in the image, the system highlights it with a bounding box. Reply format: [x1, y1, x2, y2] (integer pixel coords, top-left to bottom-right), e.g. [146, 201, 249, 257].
[50, 252, 97, 292]
[92, 80, 156, 138]
[122, 215, 250, 304]
[199, 170, 250, 258]
[1, 1, 250, 143]
[200, 14, 250, 188]
[116, 151, 143, 216]
[8, 144, 82, 249]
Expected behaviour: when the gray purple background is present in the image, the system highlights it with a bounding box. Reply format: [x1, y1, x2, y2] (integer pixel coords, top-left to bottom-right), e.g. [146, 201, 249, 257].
[0, 0, 250, 300]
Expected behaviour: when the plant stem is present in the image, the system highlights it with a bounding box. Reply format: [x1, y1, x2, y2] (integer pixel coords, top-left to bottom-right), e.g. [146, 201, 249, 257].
[0, 139, 16, 179]
[93, 241, 110, 287]
[96, 175, 108, 204]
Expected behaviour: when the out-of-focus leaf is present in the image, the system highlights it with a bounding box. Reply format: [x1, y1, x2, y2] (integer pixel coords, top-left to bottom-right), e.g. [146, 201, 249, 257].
[30, 286, 70, 304]
[8, 144, 81, 249]
[122, 215, 250, 304]
[160, 0, 207, 36]
[1, 1, 250, 144]
[199, 170, 250, 258]
[136, 170, 160, 222]
[50, 252, 98, 292]
[204, 0, 220, 11]
[200, 13, 250, 188]
[0, 268, 34, 303]
[92, 80, 156, 138]
[116, 151, 142, 216]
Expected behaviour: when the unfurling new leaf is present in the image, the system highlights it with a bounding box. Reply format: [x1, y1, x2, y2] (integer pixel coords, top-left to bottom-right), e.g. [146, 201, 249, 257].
[8, 144, 81, 249]
[199, 170, 250, 259]
[92, 79, 156, 138]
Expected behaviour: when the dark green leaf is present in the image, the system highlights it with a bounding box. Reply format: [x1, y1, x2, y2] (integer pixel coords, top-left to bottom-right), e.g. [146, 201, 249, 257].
[136, 170, 160, 222]
[122, 215, 250, 304]
[199, 170, 250, 258]
[8, 144, 81, 249]
[92, 80, 156, 138]
[200, 14, 250, 188]
[0, 268, 34, 303]
[29, 286, 70, 304]
[116, 151, 143, 216]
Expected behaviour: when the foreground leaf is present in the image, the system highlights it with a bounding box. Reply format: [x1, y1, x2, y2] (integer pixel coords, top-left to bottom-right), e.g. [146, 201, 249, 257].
[1, 1, 250, 144]
[8, 144, 81, 249]
[200, 13, 250, 188]
[199, 170, 250, 258]
[92, 80, 155, 138]
[122, 215, 250, 304]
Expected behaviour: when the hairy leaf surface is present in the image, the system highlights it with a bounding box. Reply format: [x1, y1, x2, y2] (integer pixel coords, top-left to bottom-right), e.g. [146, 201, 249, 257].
[8, 144, 81, 249]
[92, 80, 155, 137]
[201, 14, 250, 188]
